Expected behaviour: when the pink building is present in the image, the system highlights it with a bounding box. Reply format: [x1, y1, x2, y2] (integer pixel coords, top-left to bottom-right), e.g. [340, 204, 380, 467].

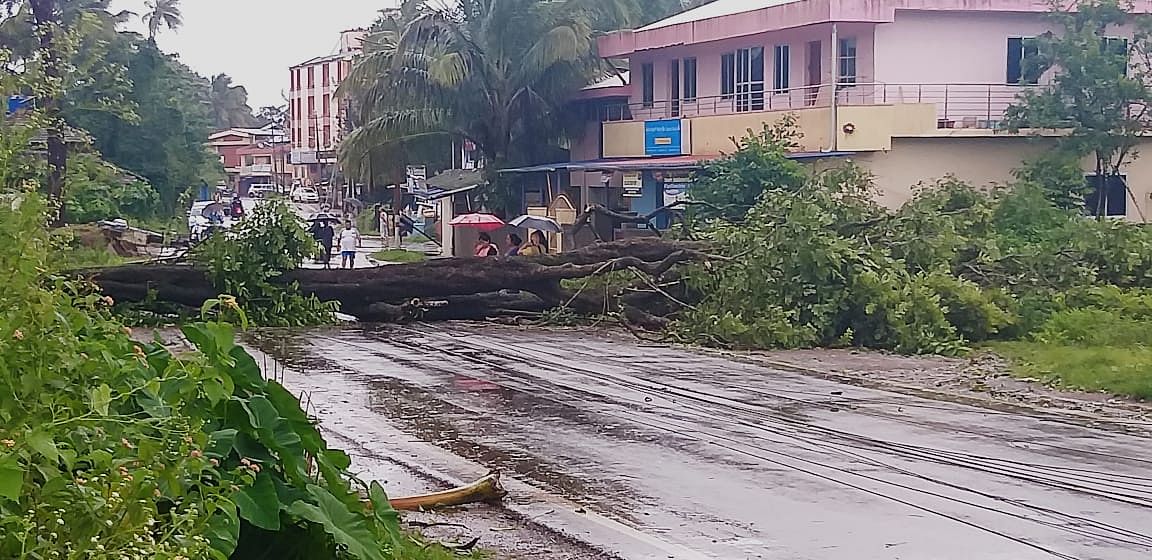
[288, 29, 366, 184]
[207, 126, 286, 192]
[553, 0, 1152, 225]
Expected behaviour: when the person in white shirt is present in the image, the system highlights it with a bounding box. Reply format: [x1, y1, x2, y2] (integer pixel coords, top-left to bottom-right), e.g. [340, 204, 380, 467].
[337, 221, 361, 269]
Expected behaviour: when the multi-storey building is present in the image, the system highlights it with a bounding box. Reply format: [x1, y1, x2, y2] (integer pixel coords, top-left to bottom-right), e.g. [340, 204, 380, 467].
[288, 29, 366, 185]
[530, 0, 1152, 233]
[207, 125, 288, 194]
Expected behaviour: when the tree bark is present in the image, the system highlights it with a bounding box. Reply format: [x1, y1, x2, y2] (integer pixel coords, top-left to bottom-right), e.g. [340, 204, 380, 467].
[83, 238, 710, 322]
[29, 0, 65, 221]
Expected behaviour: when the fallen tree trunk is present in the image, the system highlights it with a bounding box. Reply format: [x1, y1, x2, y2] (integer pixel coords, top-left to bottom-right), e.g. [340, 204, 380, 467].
[84, 238, 711, 323]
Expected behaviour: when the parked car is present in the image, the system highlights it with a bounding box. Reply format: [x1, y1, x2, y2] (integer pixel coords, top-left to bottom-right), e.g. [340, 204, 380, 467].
[249, 184, 278, 199]
[292, 187, 319, 204]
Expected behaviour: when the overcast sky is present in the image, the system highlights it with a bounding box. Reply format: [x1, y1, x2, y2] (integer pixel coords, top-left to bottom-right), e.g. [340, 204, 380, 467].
[110, 0, 400, 108]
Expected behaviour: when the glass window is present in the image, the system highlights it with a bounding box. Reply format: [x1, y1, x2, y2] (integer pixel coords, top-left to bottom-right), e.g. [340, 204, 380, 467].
[838, 37, 857, 85]
[641, 63, 654, 108]
[773, 45, 790, 92]
[1006, 37, 1041, 85]
[683, 57, 697, 102]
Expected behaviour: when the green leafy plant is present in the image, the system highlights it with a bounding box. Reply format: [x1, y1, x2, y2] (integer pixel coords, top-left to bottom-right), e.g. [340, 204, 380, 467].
[0, 186, 417, 559]
[192, 202, 336, 326]
[671, 123, 1152, 361]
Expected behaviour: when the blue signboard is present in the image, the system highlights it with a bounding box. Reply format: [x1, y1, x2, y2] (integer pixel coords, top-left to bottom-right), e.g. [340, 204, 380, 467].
[644, 119, 683, 156]
[5, 95, 32, 116]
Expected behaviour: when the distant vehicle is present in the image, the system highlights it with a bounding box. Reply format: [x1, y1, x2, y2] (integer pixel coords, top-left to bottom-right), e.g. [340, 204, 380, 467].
[189, 201, 234, 242]
[248, 184, 278, 198]
[292, 187, 319, 204]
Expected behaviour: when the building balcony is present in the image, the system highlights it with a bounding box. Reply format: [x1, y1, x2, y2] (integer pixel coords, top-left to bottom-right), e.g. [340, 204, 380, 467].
[597, 82, 1042, 158]
[241, 163, 274, 176]
[601, 83, 1037, 130]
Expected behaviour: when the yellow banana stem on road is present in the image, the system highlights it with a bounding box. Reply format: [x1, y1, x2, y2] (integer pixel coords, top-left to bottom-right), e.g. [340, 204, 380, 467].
[388, 472, 507, 511]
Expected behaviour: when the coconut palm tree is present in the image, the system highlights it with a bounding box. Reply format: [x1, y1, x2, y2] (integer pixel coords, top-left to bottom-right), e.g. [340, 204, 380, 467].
[208, 73, 260, 130]
[142, 0, 181, 41]
[339, 0, 649, 212]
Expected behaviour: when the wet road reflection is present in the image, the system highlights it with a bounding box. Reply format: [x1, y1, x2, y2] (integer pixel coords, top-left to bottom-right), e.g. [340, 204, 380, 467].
[251, 324, 1152, 560]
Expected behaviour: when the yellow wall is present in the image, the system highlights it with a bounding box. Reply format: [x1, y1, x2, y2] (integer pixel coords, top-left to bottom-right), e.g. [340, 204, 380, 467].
[835, 103, 938, 151]
[603, 103, 940, 158]
[602, 121, 646, 158]
[688, 107, 832, 154]
[854, 136, 1152, 221]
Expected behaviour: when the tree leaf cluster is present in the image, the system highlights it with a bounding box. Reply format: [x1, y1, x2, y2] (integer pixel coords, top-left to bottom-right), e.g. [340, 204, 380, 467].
[675, 126, 1152, 355]
[192, 202, 337, 327]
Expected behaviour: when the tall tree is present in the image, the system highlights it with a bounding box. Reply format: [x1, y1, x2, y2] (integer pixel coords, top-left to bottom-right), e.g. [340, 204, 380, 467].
[208, 73, 259, 130]
[1004, 0, 1152, 218]
[339, 0, 649, 213]
[142, 0, 181, 41]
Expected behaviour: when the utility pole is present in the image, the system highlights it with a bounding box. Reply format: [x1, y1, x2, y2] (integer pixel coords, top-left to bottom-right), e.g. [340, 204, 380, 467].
[392, 167, 403, 248]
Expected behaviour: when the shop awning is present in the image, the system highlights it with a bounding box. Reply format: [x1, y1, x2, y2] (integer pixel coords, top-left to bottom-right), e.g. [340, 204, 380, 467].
[498, 151, 854, 174]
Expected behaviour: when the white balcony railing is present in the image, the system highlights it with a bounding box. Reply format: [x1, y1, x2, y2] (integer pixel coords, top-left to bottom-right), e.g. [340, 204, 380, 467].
[600, 83, 1041, 130]
[241, 163, 274, 175]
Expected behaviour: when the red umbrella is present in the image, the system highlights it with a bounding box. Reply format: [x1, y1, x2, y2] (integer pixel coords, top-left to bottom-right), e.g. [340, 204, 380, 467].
[449, 213, 505, 232]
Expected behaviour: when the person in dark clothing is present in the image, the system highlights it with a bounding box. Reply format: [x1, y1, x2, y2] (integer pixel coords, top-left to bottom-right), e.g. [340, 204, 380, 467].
[309, 220, 335, 269]
[505, 233, 523, 256]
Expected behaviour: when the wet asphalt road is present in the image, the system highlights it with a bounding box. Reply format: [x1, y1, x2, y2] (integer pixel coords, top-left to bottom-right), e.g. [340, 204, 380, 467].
[253, 324, 1152, 560]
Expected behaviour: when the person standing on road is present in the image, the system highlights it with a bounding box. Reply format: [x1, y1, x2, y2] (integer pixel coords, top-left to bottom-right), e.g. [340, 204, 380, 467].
[338, 221, 361, 269]
[310, 220, 335, 269]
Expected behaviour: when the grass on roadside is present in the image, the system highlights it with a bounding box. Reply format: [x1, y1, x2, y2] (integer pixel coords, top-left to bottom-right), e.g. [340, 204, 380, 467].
[989, 341, 1152, 401]
[372, 249, 427, 263]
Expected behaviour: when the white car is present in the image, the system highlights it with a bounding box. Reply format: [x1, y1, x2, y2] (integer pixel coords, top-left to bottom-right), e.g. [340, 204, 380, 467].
[249, 184, 278, 199]
[292, 188, 319, 204]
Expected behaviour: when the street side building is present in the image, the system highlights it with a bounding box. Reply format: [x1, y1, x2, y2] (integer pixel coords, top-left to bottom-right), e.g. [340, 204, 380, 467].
[552, 0, 1152, 231]
[207, 125, 286, 193]
[288, 29, 366, 187]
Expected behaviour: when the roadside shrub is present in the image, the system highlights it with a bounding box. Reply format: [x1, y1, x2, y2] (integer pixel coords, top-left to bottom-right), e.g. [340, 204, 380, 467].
[63, 153, 158, 223]
[1033, 308, 1152, 346]
[0, 192, 409, 559]
[673, 128, 1152, 355]
[192, 202, 336, 326]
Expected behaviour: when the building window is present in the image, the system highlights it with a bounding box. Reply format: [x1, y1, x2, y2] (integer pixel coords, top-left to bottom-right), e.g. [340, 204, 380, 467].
[722, 48, 764, 110]
[721, 53, 735, 99]
[683, 57, 697, 102]
[640, 63, 654, 108]
[1006, 37, 1041, 85]
[307, 97, 315, 119]
[322, 64, 330, 88]
[1085, 174, 1127, 217]
[323, 126, 331, 148]
[773, 45, 790, 92]
[1103, 36, 1129, 75]
[735, 47, 765, 111]
[838, 37, 857, 86]
[669, 59, 681, 117]
[322, 95, 330, 117]
[307, 66, 315, 88]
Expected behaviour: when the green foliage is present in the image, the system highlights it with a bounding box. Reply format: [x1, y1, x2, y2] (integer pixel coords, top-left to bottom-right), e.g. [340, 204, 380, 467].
[193, 202, 336, 326]
[371, 249, 426, 263]
[1004, 0, 1152, 206]
[688, 117, 806, 220]
[674, 126, 1152, 359]
[63, 152, 158, 223]
[340, 0, 655, 213]
[69, 40, 223, 211]
[992, 341, 1152, 400]
[0, 186, 419, 558]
